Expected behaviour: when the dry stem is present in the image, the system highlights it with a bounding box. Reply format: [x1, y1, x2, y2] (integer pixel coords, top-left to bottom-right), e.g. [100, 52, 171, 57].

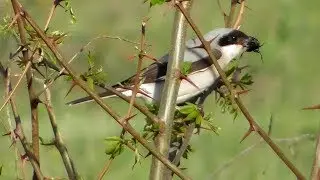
[10, 2, 40, 179]
[19, 4, 190, 179]
[175, 2, 305, 179]
[44, 85, 79, 180]
[0, 63, 43, 179]
[149, 1, 193, 179]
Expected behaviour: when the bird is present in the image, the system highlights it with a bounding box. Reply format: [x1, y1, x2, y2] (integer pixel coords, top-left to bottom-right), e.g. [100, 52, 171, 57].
[66, 28, 261, 106]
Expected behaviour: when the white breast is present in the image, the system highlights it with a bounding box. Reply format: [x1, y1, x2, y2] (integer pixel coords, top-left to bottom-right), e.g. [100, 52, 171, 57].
[121, 44, 246, 104]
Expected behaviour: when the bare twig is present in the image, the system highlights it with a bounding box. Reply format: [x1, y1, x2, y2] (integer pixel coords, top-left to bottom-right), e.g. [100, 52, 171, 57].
[149, 1, 193, 180]
[36, 34, 140, 97]
[210, 134, 315, 179]
[311, 132, 320, 180]
[175, 2, 306, 179]
[216, 0, 228, 26]
[3, 68, 23, 179]
[10, 3, 41, 179]
[127, 20, 147, 117]
[226, 0, 238, 28]
[97, 158, 114, 180]
[43, 84, 79, 180]
[172, 123, 195, 166]
[233, 0, 245, 29]
[97, 84, 160, 125]
[20, 5, 190, 179]
[0, 61, 31, 113]
[44, 4, 57, 31]
[0, 63, 44, 180]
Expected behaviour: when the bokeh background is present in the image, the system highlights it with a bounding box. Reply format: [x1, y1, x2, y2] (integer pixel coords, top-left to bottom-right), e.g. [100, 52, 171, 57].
[1, 0, 320, 179]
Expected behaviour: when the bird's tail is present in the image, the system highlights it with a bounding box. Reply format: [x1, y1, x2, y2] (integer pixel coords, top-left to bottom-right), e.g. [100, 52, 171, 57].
[66, 90, 117, 106]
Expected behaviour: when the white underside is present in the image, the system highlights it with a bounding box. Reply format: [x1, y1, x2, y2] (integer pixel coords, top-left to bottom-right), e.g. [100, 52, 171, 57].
[118, 44, 245, 104]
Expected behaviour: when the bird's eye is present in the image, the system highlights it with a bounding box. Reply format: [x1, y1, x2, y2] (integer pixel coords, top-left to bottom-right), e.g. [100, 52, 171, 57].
[229, 36, 236, 42]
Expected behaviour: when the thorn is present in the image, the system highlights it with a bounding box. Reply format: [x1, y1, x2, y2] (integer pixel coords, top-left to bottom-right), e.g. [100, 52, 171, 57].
[64, 81, 76, 98]
[236, 89, 251, 96]
[127, 55, 137, 62]
[142, 54, 163, 64]
[302, 104, 320, 110]
[207, 35, 218, 45]
[189, 36, 217, 50]
[9, 140, 16, 148]
[7, 13, 20, 29]
[177, 71, 200, 90]
[267, 114, 273, 136]
[240, 124, 255, 142]
[21, 154, 29, 161]
[2, 131, 11, 136]
[123, 113, 137, 122]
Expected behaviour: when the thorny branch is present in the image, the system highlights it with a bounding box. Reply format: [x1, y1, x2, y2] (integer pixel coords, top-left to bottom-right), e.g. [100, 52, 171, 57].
[0, 61, 31, 112]
[43, 85, 79, 180]
[311, 131, 320, 180]
[150, 1, 193, 179]
[175, 2, 306, 179]
[3, 68, 25, 179]
[0, 63, 44, 179]
[18, 3, 190, 179]
[127, 20, 147, 117]
[10, 2, 41, 179]
[226, 0, 238, 28]
[210, 134, 315, 179]
[36, 34, 140, 97]
[233, 0, 245, 29]
[97, 158, 114, 180]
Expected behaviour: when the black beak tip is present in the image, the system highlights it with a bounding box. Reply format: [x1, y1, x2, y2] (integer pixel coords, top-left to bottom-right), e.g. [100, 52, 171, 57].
[245, 36, 261, 52]
[244, 36, 264, 61]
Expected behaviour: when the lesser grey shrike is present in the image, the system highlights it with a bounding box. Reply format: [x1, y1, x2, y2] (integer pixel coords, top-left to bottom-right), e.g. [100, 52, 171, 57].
[66, 28, 261, 106]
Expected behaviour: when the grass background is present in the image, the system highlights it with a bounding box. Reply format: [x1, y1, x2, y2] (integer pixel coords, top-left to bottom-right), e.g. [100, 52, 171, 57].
[1, 0, 320, 179]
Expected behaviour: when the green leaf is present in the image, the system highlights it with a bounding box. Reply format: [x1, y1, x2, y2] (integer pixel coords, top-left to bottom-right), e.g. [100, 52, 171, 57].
[64, 0, 77, 24]
[240, 73, 253, 85]
[105, 136, 123, 141]
[132, 148, 141, 169]
[184, 111, 198, 121]
[195, 115, 203, 126]
[0, 164, 2, 175]
[39, 137, 55, 146]
[150, 0, 166, 6]
[182, 61, 192, 75]
[206, 122, 221, 135]
[87, 77, 94, 90]
[87, 51, 95, 68]
[178, 103, 197, 115]
[104, 136, 124, 158]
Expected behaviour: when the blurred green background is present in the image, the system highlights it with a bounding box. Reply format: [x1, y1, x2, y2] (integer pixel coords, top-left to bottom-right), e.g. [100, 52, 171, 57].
[1, 0, 320, 179]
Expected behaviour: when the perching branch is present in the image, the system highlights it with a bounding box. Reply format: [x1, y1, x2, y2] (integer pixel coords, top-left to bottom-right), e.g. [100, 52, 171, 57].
[43, 85, 79, 180]
[149, 1, 193, 180]
[175, 2, 306, 179]
[18, 4, 190, 179]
